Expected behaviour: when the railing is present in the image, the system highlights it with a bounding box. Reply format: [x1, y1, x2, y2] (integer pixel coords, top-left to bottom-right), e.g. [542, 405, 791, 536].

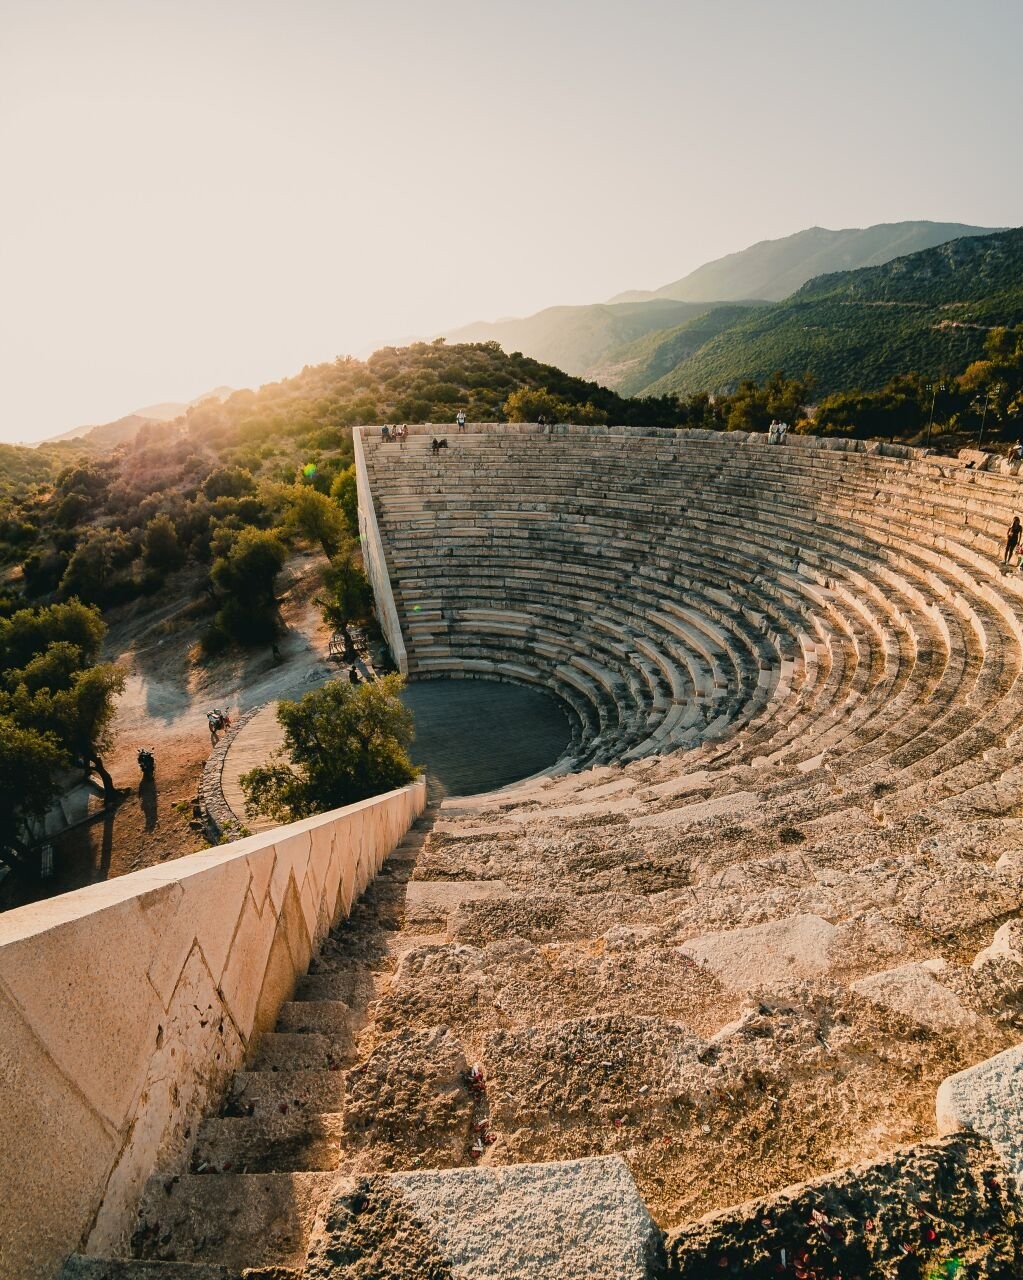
[0, 776, 426, 1280]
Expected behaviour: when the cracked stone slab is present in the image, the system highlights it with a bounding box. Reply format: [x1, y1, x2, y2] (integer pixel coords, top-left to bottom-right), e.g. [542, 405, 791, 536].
[937, 1043, 1023, 1185]
[403, 880, 514, 930]
[305, 1156, 663, 1279]
[852, 961, 978, 1031]
[678, 913, 838, 992]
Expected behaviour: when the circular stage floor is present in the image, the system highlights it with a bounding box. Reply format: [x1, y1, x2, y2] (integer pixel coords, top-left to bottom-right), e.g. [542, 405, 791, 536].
[400, 677, 571, 797]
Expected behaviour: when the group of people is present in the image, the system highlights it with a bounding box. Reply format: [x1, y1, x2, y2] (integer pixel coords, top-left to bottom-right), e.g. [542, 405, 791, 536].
[380, 423, 409, 446]
[430, 437, 450, 456]
[768, 420, 789, 444]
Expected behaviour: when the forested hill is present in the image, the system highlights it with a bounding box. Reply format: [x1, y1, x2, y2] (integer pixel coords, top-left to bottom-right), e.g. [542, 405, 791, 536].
[442, 299, 747, 379]
[0, 342, 681, 608]
[612, 220, 999, 304]
[642, 226, 1023, 398]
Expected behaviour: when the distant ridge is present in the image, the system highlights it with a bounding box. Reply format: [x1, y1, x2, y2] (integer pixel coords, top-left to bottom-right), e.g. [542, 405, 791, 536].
[46, 385, 234, 448]
[641, 225, 1023, 398]
[439, 222, 1000, 390]
[611, 221, 1001, 304]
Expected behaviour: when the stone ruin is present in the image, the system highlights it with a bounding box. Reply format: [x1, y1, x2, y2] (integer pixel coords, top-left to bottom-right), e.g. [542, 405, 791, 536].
[5, 421, 1023, 1278]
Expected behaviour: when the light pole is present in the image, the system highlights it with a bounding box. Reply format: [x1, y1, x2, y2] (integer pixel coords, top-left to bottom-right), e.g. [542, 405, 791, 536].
[974, 384, 1001, 448]
[925, 382, 945, 447]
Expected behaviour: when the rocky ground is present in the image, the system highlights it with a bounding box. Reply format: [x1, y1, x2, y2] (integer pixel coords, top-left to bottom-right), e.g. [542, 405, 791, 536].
[299, 757, 1023, 1245]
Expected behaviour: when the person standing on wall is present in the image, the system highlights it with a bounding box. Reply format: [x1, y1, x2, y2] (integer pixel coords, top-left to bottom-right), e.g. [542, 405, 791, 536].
[456, 410, 466, 432]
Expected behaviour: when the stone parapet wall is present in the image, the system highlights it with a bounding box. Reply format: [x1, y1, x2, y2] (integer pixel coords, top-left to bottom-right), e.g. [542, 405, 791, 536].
[353, 425, 407, 674]
[0, 776, 426, 1280]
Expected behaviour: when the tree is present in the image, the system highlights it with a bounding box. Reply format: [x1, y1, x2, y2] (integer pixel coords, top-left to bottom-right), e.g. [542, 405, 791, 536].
[0, 720, 68, 873]
[330, 465, 359, 536]
[209, 527, 287, 646]
[0, 600, 125, 861]
[58, 529, 134, 604]
[0, 599, 104, 671]
[315, 536, 373, 629]
[503, 387, 608, 426]
[284, 484, 346, 558]
[142, 514, 185, 572]
[241, 675, 417, 822]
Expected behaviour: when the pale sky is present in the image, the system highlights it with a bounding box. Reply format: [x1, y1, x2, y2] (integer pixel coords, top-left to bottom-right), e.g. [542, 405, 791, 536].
[1, 0, 1020, 442]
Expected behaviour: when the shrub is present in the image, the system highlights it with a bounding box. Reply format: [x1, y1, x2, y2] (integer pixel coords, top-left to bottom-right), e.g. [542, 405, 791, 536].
[240, 675, 417, 822]
[142, 514, 185, 572]
[209, 527, 287, 646]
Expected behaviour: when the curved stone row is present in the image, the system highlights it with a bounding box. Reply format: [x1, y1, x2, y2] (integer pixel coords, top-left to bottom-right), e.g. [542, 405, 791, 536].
[365, 426, 1023, 785]
[358, 424, 1023, 1244]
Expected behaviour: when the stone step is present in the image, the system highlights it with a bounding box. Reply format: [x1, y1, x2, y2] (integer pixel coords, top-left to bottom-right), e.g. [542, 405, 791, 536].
[248, 1032, 352, 1072]
[61, 1260, 241, 1280]
[295, 969, 374, 1005]
[303, 1156, 664, 1279]
[132, 1172, 335, 1272]
[192, 1111, 344, 1173]
[275, 999, 354, 1037]
[226, 1069, 346, 1117]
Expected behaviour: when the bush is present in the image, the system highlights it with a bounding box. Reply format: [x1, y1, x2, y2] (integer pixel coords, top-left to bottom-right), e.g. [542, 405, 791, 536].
[209, 527, 287, 646]
[203, 466, 256, 501]
[240, 675, 417, 822]
[330, 465, 359, 536]
[142, 514, 185, 572]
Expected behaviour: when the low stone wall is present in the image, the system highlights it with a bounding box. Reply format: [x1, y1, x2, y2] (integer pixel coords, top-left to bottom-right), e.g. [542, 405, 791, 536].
[0, 776, 427, 1280]
[199, 703, 265, 839]
[353, 425, 407, 674]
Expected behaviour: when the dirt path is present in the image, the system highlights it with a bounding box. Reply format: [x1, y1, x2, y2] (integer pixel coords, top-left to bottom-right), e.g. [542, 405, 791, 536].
[3, 549, 336, 907]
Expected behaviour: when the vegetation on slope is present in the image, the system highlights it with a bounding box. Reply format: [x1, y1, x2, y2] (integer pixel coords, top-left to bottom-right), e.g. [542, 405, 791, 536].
[592, 305, 761, 396]
[0, 341, 683, 619]
[443, 299, 743, 378]
[644, 228, 1023, 398]
[612, 220, 999, 304]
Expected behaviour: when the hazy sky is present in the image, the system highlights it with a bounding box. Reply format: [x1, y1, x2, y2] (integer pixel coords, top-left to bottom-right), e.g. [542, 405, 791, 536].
[1, 0, 1020, 442]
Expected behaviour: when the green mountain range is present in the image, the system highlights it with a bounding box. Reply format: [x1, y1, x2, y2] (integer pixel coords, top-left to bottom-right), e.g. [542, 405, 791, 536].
[443, 222, 1000, 388]
[642, 226, 1023, 398]
[611, 220, 999, 304]
[443, 298, 743, 381]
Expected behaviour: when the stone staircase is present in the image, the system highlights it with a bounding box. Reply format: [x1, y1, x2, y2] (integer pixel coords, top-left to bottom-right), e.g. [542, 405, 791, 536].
[62, 820, 431, 1278]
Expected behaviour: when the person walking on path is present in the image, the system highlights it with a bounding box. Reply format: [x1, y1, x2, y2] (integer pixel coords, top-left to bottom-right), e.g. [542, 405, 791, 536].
[1005, 516, 1022, 565]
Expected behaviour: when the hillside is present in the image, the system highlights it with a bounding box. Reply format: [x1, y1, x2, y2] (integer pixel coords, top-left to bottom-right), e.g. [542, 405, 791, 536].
[0, 342, 685, 602]
[612, 220, 999, 304]
[443, 299, 742, 378]
[643, 226, 1023, 398]
[48, 386, 234, 448]
[441, 222, 998, 391]
[591, 305, 761, 396]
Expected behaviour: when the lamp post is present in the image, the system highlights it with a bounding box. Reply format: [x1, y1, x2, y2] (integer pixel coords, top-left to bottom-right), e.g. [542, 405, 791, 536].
[974, 384, 1001, 449]
[925, 382, 946, 447]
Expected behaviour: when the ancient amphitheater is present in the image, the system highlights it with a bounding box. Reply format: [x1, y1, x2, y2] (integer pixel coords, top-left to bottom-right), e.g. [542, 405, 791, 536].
[6, 422, 1023, 1279]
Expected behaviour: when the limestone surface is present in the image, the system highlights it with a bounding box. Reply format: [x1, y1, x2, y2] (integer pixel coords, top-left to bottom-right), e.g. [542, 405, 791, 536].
[304, 1157, 663, 1279]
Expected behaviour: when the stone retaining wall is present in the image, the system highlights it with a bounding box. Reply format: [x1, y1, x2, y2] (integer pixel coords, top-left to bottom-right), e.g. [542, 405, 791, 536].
[199, 703, 265, 840]
[0, 776, 427, 1280]
[353, 425, 407, 674]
